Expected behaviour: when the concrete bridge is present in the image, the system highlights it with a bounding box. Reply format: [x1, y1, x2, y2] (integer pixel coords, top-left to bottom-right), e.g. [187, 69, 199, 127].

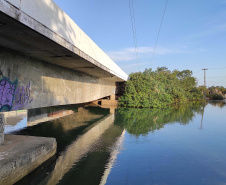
[0, 0, 128, 144]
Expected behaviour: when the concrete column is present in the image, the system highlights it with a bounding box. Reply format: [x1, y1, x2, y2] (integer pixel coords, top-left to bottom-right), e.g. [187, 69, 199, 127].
[110, 95, 116, 101]
[78, 107, 84, 112]
[0, 113, 5, 145]
[110, 107, 115, 114]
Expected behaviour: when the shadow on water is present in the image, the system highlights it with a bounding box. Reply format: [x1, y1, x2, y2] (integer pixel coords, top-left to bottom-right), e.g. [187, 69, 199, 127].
[12, 107, 109, 155]
[13, 105, 124, 185]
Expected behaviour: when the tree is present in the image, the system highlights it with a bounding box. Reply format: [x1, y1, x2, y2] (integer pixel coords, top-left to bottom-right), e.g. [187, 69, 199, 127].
[119, 67, 204, 108]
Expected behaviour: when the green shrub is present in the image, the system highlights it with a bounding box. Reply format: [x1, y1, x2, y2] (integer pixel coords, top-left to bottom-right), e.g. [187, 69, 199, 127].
[119, 67, 204, 108]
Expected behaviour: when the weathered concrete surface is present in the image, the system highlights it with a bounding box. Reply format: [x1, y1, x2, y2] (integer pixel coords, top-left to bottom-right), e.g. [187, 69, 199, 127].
[0, 113, 5, 144]
[0, 0, 128, 81]
[0, 47, 117, 111]
[0, 135, 56, 185]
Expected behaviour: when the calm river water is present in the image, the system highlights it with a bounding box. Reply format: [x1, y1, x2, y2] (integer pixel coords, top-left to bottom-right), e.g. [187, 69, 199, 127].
[6, 100, 226, 185]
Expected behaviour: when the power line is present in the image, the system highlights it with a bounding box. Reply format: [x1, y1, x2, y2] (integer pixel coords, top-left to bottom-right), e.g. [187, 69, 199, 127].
[206, 76, 226, 78]
[129, 0, 140, 70]
[150, 0, 169, 63]
[197, 76, 226, 78]
[193, 70, 203, 74]
[194, 67, 226, 73]
[131, 0, 140, 70]
[208, 67, 226, 70]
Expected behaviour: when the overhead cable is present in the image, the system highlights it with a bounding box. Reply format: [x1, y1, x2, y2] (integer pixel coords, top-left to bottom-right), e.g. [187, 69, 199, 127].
[150, 0, 169, 63]
[129, 0, 140, 70]
[208, 67, 226, 70]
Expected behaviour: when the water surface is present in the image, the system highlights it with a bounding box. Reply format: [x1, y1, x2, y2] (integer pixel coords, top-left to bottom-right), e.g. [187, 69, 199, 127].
[9, 101, 226, 185]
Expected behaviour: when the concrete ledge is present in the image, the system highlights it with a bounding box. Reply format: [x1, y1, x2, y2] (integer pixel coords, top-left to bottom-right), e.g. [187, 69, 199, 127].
[0, 135, 56, 185]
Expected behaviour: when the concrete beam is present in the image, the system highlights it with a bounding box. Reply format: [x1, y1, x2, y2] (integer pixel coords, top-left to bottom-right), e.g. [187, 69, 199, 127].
[0, 0, 128, 81]
[0, 48, 118, 112]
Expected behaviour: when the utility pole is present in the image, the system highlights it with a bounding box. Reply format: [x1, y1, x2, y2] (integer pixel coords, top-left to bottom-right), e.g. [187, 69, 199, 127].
[202, 68, 208, 87]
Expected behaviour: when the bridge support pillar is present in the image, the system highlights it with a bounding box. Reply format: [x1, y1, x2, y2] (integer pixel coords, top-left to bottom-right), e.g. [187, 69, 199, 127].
[0, 113, 5, 145]
[110, 107, 115, 114]
[110, 95, 116, 101]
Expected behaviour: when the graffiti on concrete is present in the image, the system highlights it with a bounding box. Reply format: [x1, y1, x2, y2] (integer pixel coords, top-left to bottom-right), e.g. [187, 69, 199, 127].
[13, 82, 33, 110]
[0, 76, 33, 112]
[0, 76, 18, 112]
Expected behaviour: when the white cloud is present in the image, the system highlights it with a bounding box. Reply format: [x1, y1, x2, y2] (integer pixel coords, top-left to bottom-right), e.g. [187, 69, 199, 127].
[107, 46, 180, 62]
[220, 0, 226, 4]
[121, 61, 149, 69]
[184, 22, 226, 41]
[217, 24, 226, 31]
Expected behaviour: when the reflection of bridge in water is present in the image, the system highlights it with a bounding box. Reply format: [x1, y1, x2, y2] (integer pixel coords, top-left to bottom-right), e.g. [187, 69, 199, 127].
[15, 106, 125, 185]
[27, 110, 75, 127]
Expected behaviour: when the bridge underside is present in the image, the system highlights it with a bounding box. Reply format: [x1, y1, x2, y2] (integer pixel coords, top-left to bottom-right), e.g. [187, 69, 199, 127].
[0, 0, 128, 114]
[0, 11, 122, 81]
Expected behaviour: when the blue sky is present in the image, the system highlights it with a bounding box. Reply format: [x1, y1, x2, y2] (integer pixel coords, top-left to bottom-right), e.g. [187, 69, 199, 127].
[53, 0, 226, 87]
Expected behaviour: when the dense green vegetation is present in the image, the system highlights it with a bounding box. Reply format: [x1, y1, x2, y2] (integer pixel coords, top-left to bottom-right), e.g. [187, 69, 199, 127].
[115, 102, 205, 136]
[119, 67, 204, 108]
[207, 86, 225, 100]
[199, 85, 225, 100]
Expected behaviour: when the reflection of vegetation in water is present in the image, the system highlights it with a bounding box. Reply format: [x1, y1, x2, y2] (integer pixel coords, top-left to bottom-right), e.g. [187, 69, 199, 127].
[209, 93, 224, 100]
[115, 102, 205, 136]
[208, 100, 226, 108]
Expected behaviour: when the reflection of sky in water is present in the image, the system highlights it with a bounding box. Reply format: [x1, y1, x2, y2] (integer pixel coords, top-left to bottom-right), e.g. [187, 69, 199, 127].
[4, 117, 27, 134]
[106, 102, 226, 185]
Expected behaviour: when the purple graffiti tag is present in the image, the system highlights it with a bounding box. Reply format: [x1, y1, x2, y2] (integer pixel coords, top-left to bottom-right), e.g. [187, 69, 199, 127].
[0, 77, 18, 112]
[13, 82, 33, 110]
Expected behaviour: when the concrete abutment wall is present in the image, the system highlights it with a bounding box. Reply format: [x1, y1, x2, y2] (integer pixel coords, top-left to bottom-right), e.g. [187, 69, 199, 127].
[0, 113, 4, 144]
[0, 47, 116, 112]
